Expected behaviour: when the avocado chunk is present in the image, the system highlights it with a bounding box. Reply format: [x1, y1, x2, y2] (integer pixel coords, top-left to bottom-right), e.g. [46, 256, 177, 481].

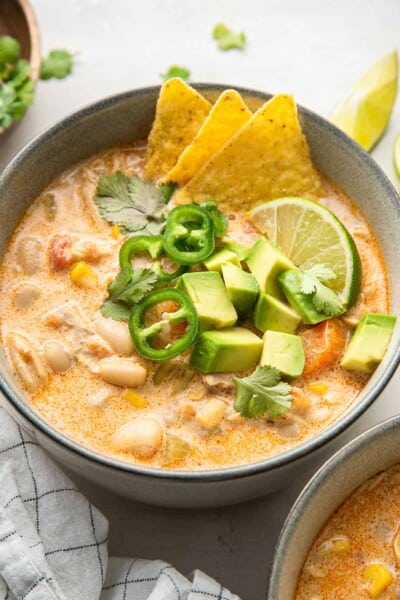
[221, 263, 259, 318]
[252, 291, 301, 333]
[278, 269, 343, 324]
[341, 313, 397, 373]
[177, 271, 237, 331]
[261, 330, 305, 379]
[190, 327, 263, 373]
[222, 241, 250, 261]
[246, 237, 295, 299]
[203, 248, 241, 272]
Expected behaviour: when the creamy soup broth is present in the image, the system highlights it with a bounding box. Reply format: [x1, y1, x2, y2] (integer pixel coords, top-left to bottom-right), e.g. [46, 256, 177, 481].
[296, 464, 400, 599]
[0, 143, 389, 470]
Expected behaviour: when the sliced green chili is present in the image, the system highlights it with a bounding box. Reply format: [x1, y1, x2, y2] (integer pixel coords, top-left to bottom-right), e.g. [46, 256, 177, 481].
[119, 234, 186, 283]
[128, 288, 199, 361]
[163, 205, 215, 265]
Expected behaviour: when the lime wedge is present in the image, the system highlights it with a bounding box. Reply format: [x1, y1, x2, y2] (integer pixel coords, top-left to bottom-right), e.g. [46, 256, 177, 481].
[394, 132, 400, 177]
[331, 50, 398, 151]
[250, 197, 361, 308]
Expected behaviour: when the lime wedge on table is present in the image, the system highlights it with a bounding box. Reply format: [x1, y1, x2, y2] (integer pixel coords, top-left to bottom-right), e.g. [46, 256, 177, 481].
[250, 198, 361, 308]
[394, 132, 400, 177]
[331, 50, 398, 151]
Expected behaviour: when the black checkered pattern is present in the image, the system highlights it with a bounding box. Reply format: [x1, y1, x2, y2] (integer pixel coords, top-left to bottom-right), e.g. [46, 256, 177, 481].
[0, 408, 240, 600]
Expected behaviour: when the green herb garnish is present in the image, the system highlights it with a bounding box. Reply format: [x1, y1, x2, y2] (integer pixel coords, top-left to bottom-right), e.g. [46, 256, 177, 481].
[94, 172, 169, 236]
[299, 265, 345, 317]
[101, 267, 158, 321]
[161, 65, 191, 82]
[40, 49, 73, 80]
[199, 200, 228, 238]
[0, 35, 35, 129]
[212, 23, 246, 50]
[0, 36, 20, 67]
[234, 366, 293, 419]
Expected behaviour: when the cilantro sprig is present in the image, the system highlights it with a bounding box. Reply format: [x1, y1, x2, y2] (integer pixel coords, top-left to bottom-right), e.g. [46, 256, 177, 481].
[101, 267, 158, 321]
[94, 172, 170, 236]
[234, 366, 293, 419]
[40, 49, 74, 80]
[161, 65, 191, 82]
[198, 200, 228, 238]
[299, 265, 345, 317]
[0, 36, 34, 129]
[213, 23, 246, 50]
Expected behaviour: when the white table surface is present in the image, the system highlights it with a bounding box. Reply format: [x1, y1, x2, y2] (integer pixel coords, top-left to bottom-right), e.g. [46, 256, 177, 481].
[1, 1, 400, 597]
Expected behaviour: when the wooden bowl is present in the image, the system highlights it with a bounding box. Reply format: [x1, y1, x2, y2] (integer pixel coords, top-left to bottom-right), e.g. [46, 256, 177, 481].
[0, 0, 41, 79]
[0, 0, 41, 135]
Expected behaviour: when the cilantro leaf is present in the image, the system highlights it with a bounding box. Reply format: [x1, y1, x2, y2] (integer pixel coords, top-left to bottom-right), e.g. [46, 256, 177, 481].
[100, 299, 131, 322]
[234, 366, 293, 419]
[298, 265, 344, 317]
[311, 282, 345, 316]
[40, 49, 73, 80]
[101, 267, 158, 322]
[93, 172, 168, 235]
[0, 36, 20, 67]
[199, 201, 228, 238]
[213, 23, 246, 50]
[108, 267, 157, 307]
[161, 65, 191, 82]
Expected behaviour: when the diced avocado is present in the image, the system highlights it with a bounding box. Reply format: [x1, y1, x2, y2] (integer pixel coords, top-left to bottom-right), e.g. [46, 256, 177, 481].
[177, 271, 237, 331]
[341, 313, 397, 373]
[252, 292, 301, 333]
[203, 248, 241, 272]
[221, 263, 259, 318]
[260, 330, 305, 379]
[278, 269, 333, 325]
[246, 237, 295, 299]
[190, 327, 263, 373]
[222, 241, 250, 262]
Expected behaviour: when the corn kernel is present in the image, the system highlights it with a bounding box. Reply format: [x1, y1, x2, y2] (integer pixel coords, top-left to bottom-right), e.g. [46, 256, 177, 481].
[364, 564, 393, 598]
[320, 536, 350, 555]
[70, 261, 98, 289]
[307, 382, 328, 395]
[111, 225, 120, 239]
[123, 389, 147, 408]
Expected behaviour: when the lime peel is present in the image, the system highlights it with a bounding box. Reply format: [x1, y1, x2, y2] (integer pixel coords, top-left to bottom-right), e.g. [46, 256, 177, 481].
[250, 197, 361, 309]
[331, 50, 398, 151]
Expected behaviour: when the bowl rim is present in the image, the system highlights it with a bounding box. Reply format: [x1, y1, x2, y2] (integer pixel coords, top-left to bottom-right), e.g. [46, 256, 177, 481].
[267, 413, 400, 599]
[0, 83, 400, 482]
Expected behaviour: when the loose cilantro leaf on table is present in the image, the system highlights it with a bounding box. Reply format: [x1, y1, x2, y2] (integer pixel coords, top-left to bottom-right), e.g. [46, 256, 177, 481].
[234, 366, 293, 419]
[40, 49, 73, 80]
[161, 65, 191, 82]
[299, 265, 345, 317]
[101, 267, 158, 321]
[94, 172, 169, 235]
[198, 200, 228, 238]
[213, 23, 246, 50]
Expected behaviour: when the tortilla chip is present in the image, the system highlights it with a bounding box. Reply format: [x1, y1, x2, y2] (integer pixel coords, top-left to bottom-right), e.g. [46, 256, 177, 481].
[175, 94, 324, 211]
[164, 90, 251, 185]
[145, 78, 211, 181]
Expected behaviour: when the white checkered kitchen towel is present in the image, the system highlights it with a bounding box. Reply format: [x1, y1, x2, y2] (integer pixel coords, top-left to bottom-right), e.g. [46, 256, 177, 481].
[0, 407, 240, 600]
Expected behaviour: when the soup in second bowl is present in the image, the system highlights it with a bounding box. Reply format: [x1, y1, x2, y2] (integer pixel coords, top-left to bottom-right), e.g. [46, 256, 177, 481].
[296, 463, 400, 599]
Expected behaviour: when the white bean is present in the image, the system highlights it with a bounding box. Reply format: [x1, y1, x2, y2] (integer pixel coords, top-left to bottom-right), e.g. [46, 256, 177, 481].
[112, 417, 163, 456]
[195, 399, 226, 430]
[98, 357, 147, 387]
[43, 340, 72, 373]
[14, 282, 40, 308]
[95, 318, 134, 356]
[16, 237, 43, 275]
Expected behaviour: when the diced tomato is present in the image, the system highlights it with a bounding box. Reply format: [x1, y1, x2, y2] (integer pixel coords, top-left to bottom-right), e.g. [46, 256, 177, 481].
[48, 235, 73, 270]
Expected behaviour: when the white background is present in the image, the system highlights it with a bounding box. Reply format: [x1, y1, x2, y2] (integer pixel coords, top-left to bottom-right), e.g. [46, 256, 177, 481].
[1, 1, 400, 597]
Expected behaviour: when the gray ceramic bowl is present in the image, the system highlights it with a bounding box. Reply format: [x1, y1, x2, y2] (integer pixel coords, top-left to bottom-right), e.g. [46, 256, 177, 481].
[268, 415, 400, 599]
[0, 85, 399, 508]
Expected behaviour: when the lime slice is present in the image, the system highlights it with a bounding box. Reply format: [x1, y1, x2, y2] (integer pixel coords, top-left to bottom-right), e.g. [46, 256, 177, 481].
[394, 132, 400, 177]
[331, 50, 398, 151]
[250, 197, 361, 308]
